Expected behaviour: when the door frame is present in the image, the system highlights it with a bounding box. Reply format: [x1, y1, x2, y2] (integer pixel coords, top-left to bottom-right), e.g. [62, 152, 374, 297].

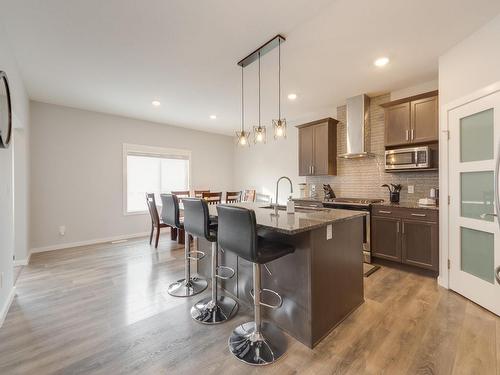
[439, 81, 500, 289]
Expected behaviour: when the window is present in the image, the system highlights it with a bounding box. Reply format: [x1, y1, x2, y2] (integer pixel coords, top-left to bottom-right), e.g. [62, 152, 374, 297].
[123, 144, 190, 214]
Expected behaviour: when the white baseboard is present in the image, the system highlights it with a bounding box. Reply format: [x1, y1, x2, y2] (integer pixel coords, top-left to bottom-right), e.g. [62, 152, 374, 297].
[14, 251, 31, 266]
[0, 287, 16, 328]
[30, 232, 150, 254]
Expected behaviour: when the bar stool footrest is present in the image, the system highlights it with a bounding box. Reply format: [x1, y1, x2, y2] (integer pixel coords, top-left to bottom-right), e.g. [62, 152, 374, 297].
[215, 265, 235, 280]
[250, 288, 283, 309]
[187, 250, 206, 261]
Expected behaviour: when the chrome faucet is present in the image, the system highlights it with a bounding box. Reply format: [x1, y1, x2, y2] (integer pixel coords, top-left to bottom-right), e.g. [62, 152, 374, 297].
[273, 176, 293, 216]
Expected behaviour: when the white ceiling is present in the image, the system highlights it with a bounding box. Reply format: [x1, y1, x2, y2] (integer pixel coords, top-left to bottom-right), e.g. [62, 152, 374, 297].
[1, 0, 500, 135]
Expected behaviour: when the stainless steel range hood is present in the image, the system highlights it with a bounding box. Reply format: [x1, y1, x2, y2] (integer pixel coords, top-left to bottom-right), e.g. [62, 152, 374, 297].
[338, 94, 374, 159]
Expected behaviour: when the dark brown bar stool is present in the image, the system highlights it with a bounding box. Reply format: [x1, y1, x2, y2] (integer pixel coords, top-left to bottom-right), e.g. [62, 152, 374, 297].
[182, 198, 238, 324]
[225, 191, 242, 203]
[161, 194, 208, 297]
[202, 191, 222, 205]
[217, 205, 294, 366]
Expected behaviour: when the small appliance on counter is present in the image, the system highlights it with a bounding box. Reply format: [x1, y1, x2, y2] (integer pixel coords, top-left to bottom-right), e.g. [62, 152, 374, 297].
[323, 184, 336, 200]
[418, 187, 439, 207]
[298, 183, 310, 198]
[382, 184, 402, 203]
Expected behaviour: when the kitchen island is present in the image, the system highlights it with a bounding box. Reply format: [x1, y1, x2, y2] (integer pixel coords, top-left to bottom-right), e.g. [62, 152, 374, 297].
[197, 202, 366, 348]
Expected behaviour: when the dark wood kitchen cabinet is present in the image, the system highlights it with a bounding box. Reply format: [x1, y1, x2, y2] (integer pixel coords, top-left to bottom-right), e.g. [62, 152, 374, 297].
[297, 117, 338, 176]
[372, 216, 401, 262]
[371, 205, 439, 271]
[382, 91, 438, 147]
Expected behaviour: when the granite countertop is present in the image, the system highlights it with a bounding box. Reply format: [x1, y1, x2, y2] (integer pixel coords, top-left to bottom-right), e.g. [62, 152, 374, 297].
[373, 202, 439, 211]
[208, 202, 366, 235]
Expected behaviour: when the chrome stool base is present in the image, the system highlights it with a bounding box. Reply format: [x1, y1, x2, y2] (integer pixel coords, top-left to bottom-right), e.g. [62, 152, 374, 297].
[228, 321, 287, 366]
[167, 277, 207, 297]
[190, 295, 238, 324]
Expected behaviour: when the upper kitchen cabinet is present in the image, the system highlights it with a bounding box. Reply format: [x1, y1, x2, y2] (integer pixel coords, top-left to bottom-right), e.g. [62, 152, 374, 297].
[382, 90, 438, 147]
[297, 118, 338, 176]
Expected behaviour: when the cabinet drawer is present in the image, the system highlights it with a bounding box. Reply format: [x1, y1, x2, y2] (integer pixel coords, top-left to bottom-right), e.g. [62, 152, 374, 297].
[372, 206, 438, 222]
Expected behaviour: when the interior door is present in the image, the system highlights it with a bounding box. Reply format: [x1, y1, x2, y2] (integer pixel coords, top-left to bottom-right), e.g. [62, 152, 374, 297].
[449, 90, 500, 316]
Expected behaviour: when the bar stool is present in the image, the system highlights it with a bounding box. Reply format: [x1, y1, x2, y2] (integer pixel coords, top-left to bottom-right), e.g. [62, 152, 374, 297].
[217, 205, 294, 366]
[160, 194, 208, 297]
[182, 198, 238, 324]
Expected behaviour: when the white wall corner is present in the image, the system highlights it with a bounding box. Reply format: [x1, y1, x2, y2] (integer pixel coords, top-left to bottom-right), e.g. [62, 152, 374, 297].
[0, 286, 16, 328]
[14, 251, 31, 266]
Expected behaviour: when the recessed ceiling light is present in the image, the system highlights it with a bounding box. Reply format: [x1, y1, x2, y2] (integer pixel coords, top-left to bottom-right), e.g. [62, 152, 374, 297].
[152, 100, 161, 107]
[288, 93, 297, 100]
[210, 115, 217, 119]
[374, 57, 390, 67]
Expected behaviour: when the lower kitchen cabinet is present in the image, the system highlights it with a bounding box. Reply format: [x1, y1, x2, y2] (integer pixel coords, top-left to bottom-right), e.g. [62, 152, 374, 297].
[371, 206, 439, 271]
[372, 216, 401, 262]
[401, 219, 439, 271]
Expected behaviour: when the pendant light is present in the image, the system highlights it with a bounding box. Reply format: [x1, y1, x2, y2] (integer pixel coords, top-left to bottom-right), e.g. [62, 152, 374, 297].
[236, 65, 250, 146]
[253, 52, 266, 143]
[272, 38, 286, 139]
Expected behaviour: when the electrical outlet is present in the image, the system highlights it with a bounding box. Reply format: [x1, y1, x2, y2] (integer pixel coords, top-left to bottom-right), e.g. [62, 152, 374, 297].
[408, 185, 414, 194]
[326, 224, 333, 240]
[59, 225, 66, 236]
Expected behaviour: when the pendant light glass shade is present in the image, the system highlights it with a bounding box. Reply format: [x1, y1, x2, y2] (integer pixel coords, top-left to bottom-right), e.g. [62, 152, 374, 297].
[236, 65, 249, 147]
[272, 118, 287, 139]
[236, 130, 250, 146]
[253, 52, 266, 144]
[273, 38, 286, 140]
[253, 126, 266, 143]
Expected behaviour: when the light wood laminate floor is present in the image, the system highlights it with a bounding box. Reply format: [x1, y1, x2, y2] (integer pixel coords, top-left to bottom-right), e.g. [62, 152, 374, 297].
[0, 233, 498, 374]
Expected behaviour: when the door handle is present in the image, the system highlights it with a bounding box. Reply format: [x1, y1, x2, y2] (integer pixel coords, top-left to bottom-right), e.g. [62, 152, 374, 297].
[496, 266, 500, 285]
[480, 213, 498, 219]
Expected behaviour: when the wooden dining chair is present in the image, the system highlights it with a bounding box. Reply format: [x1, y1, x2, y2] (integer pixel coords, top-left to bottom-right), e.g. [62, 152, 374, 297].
[226, 191, 242, 203]
[171, 190, 190, 198]
[146, 193, 169, 248]
[202, 191, 222, 205]
[194, 189, 210, 198]
[243, 189, 256, 202]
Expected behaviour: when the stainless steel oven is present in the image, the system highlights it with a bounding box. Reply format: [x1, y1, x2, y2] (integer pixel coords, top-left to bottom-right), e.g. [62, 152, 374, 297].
[385, 146, 430, 171]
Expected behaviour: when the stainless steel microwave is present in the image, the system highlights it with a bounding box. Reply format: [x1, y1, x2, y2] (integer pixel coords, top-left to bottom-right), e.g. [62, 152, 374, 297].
[385, 146, 430, 171]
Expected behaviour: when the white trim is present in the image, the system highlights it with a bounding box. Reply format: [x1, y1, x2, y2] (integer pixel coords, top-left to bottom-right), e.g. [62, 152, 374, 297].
[14, 251, 31, 266]
[0, 287, 16, 328]
[30, 231, 150, 254]
[439, 80, 500, 289]
[122, 143, 192, 215]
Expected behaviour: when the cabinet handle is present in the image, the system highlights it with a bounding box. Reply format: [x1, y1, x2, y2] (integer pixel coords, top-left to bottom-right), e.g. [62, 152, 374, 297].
[402, 222, 405, 234]
[411, 129, 414, 140]
[397, 222, 400, 233]
[405, 130, 409, 141]
[378, 210, 392, 214]
[411, 213, 426, 217]
[312, 165, 315, 174]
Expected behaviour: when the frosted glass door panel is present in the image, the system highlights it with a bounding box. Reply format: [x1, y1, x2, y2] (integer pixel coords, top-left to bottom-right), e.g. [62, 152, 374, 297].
[460, 108, 493, 162]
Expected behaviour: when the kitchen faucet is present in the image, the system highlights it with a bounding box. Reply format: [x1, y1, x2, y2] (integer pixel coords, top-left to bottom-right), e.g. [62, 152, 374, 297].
[272, 176, 293, 216]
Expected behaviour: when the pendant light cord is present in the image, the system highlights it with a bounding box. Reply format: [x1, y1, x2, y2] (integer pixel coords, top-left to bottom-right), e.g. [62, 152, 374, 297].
[241, 65, 244, 133]
[258, 51, 261, 128]
[278, 38, 281, 120]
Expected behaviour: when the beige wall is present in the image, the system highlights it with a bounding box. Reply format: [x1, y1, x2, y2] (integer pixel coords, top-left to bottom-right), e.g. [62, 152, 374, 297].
[30, 101, 234, 250]
[439, 13, 500, 106]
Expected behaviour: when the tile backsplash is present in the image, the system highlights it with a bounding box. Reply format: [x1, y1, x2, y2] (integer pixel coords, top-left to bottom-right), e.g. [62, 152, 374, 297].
[306, 94, 439, 204]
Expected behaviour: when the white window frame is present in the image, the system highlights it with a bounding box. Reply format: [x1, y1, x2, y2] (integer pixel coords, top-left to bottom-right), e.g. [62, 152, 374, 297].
[122, 143, 192, 216]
